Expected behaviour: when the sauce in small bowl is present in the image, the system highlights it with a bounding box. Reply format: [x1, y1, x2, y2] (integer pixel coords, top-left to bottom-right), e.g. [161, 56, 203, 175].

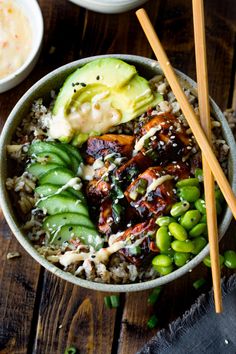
[0, 0, 32, 80]
[0, 0, 43, 93]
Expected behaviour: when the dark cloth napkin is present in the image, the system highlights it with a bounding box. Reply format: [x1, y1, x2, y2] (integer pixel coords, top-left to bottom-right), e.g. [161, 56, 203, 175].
[138, 275, 236, 354]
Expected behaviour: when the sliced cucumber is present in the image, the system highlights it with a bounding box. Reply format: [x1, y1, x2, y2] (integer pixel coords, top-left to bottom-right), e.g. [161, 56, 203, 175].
[43, 212, 95, 232]
[58, 144, 82, 174]
[28, 141, 71, 166]
[67, 187, 86, 203]
[37, 194, 89, 215]
[50, 224, 103, 250]
[27, 163, 60, 177]
[34, 151, 66, 166]
[35, 184, 73, 198]
[39, 167, 75, 185]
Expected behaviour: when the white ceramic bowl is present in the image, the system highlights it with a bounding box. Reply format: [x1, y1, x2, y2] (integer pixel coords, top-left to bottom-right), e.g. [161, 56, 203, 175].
[69, 0, 148, 14]
[0, 0, 44, 93]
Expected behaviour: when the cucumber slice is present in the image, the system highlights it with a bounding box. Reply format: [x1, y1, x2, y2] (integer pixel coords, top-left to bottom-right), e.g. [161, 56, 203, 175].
[58, 144, 82, 164]
[28, 141, 71, 166]
[37, 194, 89, 215]
[50, 224, 103, 250]
[35, 185, 73, 198]
[58, 144, 82, 174]
[34, 152, 66, 166]
[39, 167, 74, 185]
[27, 163, 60, 177]
[43, 212, 95, 232]
[35, 184, 86, 203]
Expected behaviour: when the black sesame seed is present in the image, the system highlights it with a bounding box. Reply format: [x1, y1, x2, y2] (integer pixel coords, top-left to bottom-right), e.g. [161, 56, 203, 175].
[91, 255, 96, 259]
[69, 226, 73, 231]
[72, 83, 75, 87]
[80, 82, 86, 87]
[74, 89, 76, 93]
[58, 237, 61, 241]
[96, 75, 100, 80]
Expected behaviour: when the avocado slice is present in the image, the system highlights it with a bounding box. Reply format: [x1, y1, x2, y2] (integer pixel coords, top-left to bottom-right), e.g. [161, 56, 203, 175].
[53, 58, 137, 115]
[50, 58, 163, 144]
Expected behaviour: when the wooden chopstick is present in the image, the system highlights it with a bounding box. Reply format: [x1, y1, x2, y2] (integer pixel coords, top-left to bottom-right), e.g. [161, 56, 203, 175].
[136, 8, 236, 221]
[192, 0, 222, 313]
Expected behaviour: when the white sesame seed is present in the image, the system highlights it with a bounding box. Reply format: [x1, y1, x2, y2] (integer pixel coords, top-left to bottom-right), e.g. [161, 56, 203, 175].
[225, 339, 229, 344]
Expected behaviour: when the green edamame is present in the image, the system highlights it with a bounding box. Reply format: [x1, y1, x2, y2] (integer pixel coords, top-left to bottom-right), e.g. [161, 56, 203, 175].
[195, 168, 203, 182]
[200, 214, 207, 223]
[156, 216, 175, 227]
[176, 178, 199, 188]
[170, 201, 190, 217]
[177, 186, 200, 202]
[192, 237, 207, 255]
[180, 210, 201, 230]
[171, 240, 194, 253]
[203, 254, 225, 268]
[168, 222, 188, 241]
[174, 252, 191, 267]
[189, 223, 207, 237]
[156, 226, 171, 252]
[215, 188, 224, 202]
[152, 254, 173, 267]
[224, 250, 236, 269]
[153, 264, 173, 275]
[194, 199, 206, 214]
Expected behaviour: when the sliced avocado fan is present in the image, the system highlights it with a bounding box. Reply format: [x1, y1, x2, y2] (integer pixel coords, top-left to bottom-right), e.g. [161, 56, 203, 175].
[50, 58, 163, 145]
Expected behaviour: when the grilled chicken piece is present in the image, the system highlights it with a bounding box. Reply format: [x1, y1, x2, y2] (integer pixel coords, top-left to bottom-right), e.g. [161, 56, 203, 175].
[113, 219, 157, 266]
[98, 199, 113, 235]
[125, 163, 191, 217]
[86, 179, 110, 204]
[135, 113, 193, 163]
[86, 134, 135, 163]
[115, 152, 152, 183]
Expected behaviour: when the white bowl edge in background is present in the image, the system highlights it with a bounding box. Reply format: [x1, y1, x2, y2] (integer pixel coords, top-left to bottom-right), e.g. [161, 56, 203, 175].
[68, 0, 148, 14]
[0, 0, 44, 93]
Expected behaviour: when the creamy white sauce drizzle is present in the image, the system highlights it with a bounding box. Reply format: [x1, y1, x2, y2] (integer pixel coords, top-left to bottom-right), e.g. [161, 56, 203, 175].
[134, 126, 161, 152]
[144, 174, 173, 197]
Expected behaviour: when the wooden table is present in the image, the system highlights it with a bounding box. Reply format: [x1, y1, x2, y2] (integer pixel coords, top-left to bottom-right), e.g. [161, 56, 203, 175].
[0, 1, 236, 353]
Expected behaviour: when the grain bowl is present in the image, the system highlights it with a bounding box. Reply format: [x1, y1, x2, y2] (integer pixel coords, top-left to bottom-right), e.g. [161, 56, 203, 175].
[0, 55, 235, 292]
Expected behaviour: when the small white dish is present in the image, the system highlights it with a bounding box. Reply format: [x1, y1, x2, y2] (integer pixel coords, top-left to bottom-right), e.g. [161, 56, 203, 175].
[69, 0, 149, 14]
[0, 0, 44, 93]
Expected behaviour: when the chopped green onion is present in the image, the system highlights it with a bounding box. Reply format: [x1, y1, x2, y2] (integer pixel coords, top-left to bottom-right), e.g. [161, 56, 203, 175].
[195, 168, 203, 182]
[110, 295, 120, 308]
[135, 178, 148, 195]
[193, 278, 206, 290]
[147, 287, 162, 305]
[112, 203, 124, 224]
[64, 347, 77, 354]
[127, 166, 139, 181]
[147, 314, 158, 329]
[111, 176, 124, 199]
[130, 245, 141, 256]
[104, 296, 112, 309]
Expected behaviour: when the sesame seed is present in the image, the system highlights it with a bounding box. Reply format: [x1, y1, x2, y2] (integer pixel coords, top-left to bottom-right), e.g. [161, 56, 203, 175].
[225, 339, 229, 344]
[173, 143, 178, 147]
[170, 135, 175, 139]
[96, 75, 100, 80]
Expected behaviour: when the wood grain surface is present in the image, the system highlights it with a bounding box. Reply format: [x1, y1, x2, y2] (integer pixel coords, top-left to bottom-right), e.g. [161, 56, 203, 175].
[0, 1, 236, 353]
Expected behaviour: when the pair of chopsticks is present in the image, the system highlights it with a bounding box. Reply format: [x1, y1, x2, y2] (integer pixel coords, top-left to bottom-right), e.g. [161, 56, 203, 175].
[136, 2, 236, 313]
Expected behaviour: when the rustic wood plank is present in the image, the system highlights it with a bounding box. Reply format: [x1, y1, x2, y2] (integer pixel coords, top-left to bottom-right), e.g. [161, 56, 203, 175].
[118, 0, 236, 352]
[0, 210, 41, 354]
[32, 272, 117, 354]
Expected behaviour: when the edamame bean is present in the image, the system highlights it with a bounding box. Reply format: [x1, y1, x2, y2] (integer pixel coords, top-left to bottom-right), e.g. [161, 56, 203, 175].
[189, 223, 207, 237]
[200, 214, 207, 223]
[195, 168, 203, 181]
[156, 216, 175, 227]
[224, 250, 236, 269]
[174, 252, 191, 267]
[203, 254, 225, 268]
[169, 222, 188, 241]
[180, 210, 201, 230]
[176, 178, 199, 188]
[170, 201, 190, 217]
[194, 199, 206, 214]
[156, 226, 171, 252]
[171, 240, 194, 253]
[192, 237, 207, 255]
[215, 188, 224, 202]
[152, 254, 173, 267]
[177, 186, 201, 202]
[153, 264, 173, 275]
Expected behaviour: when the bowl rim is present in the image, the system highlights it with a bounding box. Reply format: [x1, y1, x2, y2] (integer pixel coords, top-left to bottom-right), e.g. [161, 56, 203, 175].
[0, 0, 44, 85]
[0, 54, 235, 292]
